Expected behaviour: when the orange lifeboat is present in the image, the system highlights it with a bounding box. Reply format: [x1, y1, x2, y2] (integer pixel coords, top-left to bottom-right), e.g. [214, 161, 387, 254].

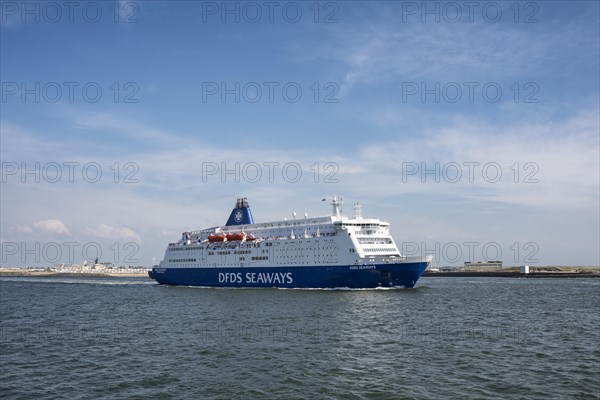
[208, 234, 226, 242]
[246, 234, 256, 241]
[226, 232, 246, 241]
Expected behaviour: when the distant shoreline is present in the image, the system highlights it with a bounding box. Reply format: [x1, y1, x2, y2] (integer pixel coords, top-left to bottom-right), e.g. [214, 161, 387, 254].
[423, 267, 600, 278]
[0, 268, 149, 278]
[422, 272, 600, 278]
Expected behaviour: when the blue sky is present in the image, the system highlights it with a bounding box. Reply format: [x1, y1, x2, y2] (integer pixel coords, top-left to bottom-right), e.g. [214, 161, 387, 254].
[1, 1, 599, 267]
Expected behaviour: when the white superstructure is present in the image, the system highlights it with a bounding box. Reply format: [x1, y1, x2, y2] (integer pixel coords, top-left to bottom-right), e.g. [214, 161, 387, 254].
[160, 196, 415, 270]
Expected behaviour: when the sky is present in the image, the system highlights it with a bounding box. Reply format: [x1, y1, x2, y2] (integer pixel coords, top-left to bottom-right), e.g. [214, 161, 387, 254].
[1, 0, 599, 268]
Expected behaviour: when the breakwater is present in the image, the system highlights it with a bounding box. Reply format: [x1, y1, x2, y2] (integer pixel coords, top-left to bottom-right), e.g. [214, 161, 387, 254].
[423, 270, 599, 278]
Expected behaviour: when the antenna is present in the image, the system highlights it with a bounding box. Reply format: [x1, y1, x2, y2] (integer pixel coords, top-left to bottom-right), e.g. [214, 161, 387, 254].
[354, 202, 362, 219]
[331, 195, 343, 218]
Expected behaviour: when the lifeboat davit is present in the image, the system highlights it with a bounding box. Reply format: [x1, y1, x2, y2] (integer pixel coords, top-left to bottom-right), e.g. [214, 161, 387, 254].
[226, 232, 246, 241]
[246, 234, 256, 241]
[208, 234, 226, 242]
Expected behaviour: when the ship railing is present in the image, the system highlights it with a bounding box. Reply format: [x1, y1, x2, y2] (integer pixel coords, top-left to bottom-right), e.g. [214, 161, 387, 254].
[402, 255, 431, 263]
[385, 255, 404, 261]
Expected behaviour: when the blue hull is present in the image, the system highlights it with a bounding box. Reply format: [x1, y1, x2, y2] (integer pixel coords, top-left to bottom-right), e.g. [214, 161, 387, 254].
[150, 263, 428, 289]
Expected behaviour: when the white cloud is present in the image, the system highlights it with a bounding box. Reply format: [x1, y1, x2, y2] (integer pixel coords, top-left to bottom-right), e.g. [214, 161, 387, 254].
[32, 219, 71, 235]
[16, 225, 33, 233]
[5, 107, 597, 213]
[71, 111, 178, 145]
[299, 5, 594, 94]
[84, 224, 142, 243]
[351, 109, 599, 210]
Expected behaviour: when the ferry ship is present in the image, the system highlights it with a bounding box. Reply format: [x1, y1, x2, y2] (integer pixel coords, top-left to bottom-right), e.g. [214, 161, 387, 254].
[149, 197, 431, 289]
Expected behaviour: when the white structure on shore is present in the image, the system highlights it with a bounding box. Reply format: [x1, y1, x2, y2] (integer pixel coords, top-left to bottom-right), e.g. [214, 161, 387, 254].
[464, 261, 503, 272]
[52, 262, 148, 274]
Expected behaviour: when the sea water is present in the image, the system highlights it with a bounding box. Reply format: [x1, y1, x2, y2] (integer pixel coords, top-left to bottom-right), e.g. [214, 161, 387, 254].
[1, 276, 598, 399]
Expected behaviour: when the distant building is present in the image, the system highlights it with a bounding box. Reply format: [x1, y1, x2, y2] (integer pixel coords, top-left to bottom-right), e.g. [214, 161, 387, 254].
[464, 261, 503, 271]
[440, 266, 464, 272]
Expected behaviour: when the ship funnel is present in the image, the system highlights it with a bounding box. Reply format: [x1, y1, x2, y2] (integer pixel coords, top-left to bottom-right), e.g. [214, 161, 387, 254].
[225, 197, 255, 226]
